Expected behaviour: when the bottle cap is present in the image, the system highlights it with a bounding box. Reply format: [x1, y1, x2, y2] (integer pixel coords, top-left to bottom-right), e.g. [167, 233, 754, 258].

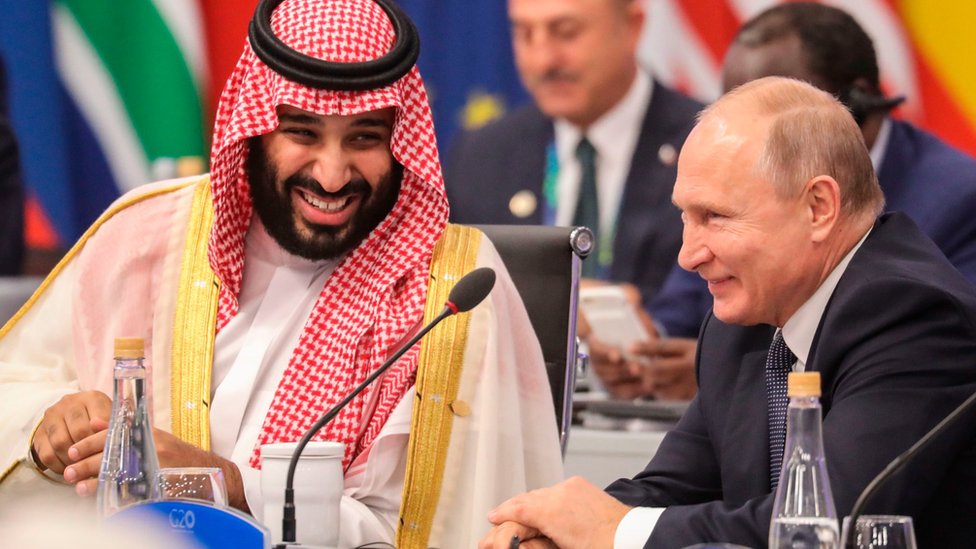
[788, 371, 821, 397]
[114, 337, 145, 359]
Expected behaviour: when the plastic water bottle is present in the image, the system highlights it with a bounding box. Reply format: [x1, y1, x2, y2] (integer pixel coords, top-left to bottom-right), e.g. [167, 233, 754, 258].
[95, 337, 160, 517]
[769, 371, 839, 549]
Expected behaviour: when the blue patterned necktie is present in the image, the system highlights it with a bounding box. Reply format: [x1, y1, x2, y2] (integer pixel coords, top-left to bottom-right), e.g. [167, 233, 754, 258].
[766, 331, 796, 489]
[572, 137, 598, 277]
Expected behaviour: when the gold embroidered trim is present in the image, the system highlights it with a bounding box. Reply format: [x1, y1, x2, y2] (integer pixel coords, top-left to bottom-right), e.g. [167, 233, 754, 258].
[0, 461, 17, 485]
[170, 178, 219, 450]
[0, 179, 202, 339]
[396, 224, 481, 549]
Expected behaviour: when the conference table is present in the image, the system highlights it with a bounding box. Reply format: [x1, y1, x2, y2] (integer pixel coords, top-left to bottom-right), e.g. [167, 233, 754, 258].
[563, 397, 686, 487]
[564, 426, 667, 487]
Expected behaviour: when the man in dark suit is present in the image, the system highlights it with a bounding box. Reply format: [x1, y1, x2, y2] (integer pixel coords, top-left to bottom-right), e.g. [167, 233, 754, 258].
[0, 56, 24, 275]
[594, 2, 976, 400]
[480, 77, 976, 548]
[444, 0, 701, 305]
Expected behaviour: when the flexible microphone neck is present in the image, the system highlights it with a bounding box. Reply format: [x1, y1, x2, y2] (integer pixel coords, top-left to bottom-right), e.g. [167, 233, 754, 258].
[844, 388, 976, 548]
[277, 267, 496, 545]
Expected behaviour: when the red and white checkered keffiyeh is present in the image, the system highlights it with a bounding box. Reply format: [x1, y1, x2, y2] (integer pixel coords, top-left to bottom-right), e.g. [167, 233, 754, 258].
[207, 0, 448, 469]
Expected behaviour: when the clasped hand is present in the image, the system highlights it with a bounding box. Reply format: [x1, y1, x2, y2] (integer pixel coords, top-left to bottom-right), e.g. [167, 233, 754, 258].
[478, 476, 632, 549]
[588, 335, 699, 400]
[30, 390, 247, 510]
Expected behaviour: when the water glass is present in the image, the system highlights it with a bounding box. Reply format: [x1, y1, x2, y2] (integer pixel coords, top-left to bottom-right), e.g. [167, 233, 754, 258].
[156, 466, 228, 506]
[842, 515, 917, 549]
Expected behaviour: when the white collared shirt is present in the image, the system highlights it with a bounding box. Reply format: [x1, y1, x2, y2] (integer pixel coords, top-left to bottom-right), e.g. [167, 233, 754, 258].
[780, 229, 870, 369]
[553, 69, 652, 234]
[870, 117, 893, 173]
[614, 228, 872, 548]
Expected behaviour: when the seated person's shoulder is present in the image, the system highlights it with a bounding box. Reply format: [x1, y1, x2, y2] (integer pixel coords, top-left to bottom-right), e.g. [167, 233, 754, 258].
[654, 80, 706, 113]
[897, 121, 976, 188]
[649, 80, 706, 132]
[82, 175, 210, 244]
[833, 222, 976, 323]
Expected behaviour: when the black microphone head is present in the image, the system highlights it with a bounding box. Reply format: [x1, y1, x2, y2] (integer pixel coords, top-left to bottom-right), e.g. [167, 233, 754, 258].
[447, 267, 496, 313]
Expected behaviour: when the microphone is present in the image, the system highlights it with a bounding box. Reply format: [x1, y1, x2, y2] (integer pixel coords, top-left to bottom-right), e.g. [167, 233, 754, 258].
[843, 388, 976, 548]
[276, 267, 496, 546]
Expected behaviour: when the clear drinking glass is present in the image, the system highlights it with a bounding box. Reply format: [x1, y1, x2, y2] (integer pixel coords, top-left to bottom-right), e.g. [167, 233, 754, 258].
[841, 515, 917, 549]
[156, 466, 228, 506]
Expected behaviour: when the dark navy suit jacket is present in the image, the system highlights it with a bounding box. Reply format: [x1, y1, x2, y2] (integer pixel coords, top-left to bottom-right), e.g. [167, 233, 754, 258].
[607, 213, 976, 548]
[651, 119, 976, 337]
[444, 80, 702, 305]
[0, 58, 24, 275]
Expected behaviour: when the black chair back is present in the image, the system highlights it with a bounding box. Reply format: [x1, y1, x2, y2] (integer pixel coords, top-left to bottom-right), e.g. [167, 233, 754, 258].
[0, 276, 41, 327]
[474, 225, 592, 453]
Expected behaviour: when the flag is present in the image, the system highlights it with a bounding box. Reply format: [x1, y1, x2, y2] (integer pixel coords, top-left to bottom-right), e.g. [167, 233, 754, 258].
[398, 1, 529, 149]
[49, 0, 207, 242]
[642, 0, 976, 156]
[0, 0, 207, 251]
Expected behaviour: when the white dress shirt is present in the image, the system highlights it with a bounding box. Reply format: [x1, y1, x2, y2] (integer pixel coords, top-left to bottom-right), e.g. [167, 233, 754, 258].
[553, 69, 652, 236]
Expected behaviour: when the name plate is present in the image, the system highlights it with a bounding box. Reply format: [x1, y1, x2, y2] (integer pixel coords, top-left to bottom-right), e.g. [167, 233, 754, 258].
[109, 500, 271, 549]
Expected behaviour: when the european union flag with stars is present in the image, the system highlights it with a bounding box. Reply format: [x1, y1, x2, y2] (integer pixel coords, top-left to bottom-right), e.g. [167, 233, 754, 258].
[399, 1, 528, 149]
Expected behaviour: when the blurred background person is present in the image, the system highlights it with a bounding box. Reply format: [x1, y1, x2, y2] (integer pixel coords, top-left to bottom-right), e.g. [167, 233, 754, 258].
[444, 0, 701, 315]
[0, 56, 24, 275]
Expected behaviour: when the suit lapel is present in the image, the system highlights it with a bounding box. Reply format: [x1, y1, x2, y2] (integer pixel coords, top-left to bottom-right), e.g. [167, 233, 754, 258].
[722, 344, 777, 502]
[517, 109, 552, 224]
[611, 82, 685, 283]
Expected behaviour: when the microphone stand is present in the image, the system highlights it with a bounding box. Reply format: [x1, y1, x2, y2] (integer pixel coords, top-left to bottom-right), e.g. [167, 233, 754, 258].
[844, 389, 976, 548]
[272, 266, 494, 546]
[276, 305, 455, 546]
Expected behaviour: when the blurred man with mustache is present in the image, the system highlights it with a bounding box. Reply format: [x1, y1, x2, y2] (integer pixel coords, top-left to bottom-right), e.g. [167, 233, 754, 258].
[0, 1, 562, 547]
[444, 0, 701, 347]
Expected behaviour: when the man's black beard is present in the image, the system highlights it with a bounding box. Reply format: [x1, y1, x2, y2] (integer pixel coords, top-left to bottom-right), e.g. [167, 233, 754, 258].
[245, 139, 402, 261]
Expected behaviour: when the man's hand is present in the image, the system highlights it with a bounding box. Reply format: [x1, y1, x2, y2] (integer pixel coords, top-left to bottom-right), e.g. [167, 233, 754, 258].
[31, 391, 111, 474]
[590, 336, 699, 401]
[153, 430, 249, 512]
[63, 419, 250, 512]
[588, 336, 644, 399]
[479, 521, 554, 549]
[479, 476, 632, 549]
[629, 337, 699, 400]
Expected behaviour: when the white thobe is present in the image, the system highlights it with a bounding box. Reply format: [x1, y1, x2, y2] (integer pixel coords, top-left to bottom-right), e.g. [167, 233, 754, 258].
[209, 221, 408, 547]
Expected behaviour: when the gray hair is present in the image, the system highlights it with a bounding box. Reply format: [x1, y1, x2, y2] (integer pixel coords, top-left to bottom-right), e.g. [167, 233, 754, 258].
[704, 76, 885, 218]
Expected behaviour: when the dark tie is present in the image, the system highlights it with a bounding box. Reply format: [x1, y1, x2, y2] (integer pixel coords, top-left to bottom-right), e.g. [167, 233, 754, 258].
[766, 331, 796, 489]
[572, 137, 598, 277]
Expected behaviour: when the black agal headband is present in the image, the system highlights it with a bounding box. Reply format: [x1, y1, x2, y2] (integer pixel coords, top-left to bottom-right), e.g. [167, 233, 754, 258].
[248, 0, 420, 91]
